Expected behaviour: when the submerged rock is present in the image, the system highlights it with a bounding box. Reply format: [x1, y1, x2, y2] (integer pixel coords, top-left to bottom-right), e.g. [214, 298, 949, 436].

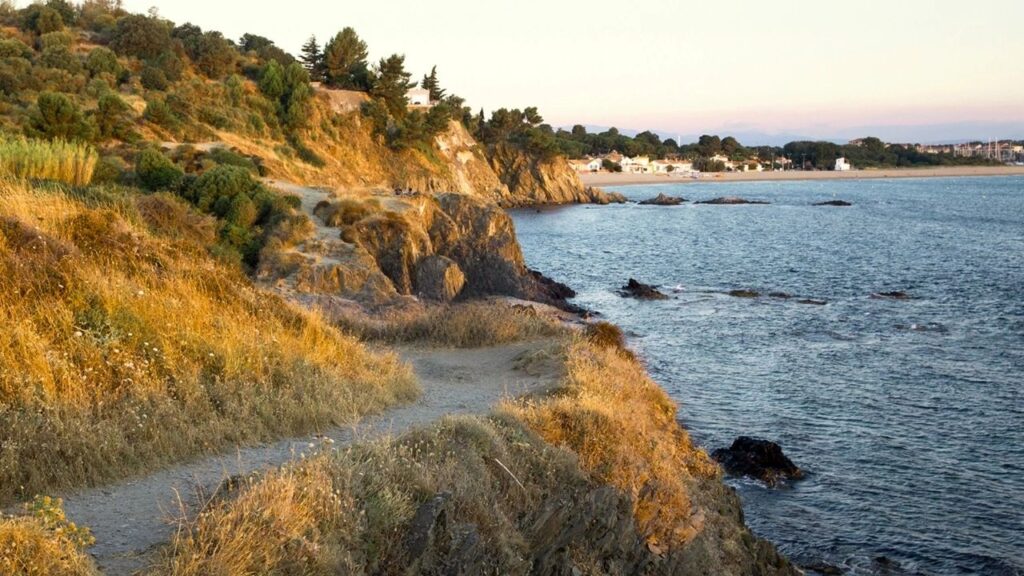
[639, 192, 686, 206]
[711, 436, 804, 486]
[812, 200, 852, 207]
[618, 278, 669, 300]
[729, 289, 761, 298]
[799, 561, 845, 575]
[797, 298, 828, 306]
[871, 291, 912, 300]
[697, 196, 770, 205]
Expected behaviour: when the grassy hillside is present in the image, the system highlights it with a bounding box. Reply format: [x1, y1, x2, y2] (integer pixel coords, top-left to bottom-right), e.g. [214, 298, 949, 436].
[147, 335, 791, 575]
[0, 178, 417, 503]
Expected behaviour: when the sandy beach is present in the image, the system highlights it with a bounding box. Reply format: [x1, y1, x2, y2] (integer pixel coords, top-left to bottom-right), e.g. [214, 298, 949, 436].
[580, 165, 1024, 187]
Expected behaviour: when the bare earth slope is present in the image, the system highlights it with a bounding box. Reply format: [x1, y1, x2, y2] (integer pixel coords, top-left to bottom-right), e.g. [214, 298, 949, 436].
[63, 340, 561, 576]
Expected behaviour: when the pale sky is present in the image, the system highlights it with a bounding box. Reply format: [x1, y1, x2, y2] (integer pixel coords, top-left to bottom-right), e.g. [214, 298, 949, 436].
[107, 0, 1024, 142]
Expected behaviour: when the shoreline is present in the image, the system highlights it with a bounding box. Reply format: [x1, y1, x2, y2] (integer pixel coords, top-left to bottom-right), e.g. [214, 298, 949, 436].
[580, 165, 1024, 187]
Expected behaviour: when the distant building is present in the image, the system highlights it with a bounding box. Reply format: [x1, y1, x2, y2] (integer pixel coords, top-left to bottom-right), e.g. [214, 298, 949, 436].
[835, 157, 852, 171]
[406, 88, 433, 108]
[569, 157, 602, 172]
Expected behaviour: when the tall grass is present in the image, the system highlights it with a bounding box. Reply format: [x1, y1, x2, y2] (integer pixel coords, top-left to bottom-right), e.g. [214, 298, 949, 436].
[334, 300, 568, 347]
[0, 135, 98, 186]
[0, 180, 418, 503]
[150, 339, 735, 575]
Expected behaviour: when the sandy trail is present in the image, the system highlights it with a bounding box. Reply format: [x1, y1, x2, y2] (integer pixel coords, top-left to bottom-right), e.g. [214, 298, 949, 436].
[63, 340, 561, 576]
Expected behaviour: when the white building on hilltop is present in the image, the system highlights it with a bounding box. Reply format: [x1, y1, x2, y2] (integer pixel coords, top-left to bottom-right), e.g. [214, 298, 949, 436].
[835, 157, 852, 171]
[406, 88, 434, 108]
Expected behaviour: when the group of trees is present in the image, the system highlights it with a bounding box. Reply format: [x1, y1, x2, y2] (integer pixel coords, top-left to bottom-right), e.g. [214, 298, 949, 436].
[782, 137, 1000, 169]
[298, 28, 371, 90]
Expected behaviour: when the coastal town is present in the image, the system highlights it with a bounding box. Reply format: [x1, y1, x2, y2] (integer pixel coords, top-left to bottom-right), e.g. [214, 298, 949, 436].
[568, 138, 1024, 176]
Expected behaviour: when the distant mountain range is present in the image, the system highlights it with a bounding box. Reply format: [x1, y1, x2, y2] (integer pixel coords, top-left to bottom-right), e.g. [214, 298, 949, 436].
[564, 122, 1024, 147]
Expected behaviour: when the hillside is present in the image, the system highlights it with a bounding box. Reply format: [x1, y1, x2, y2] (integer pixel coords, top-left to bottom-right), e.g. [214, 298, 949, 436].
[0, 3, 789, 576]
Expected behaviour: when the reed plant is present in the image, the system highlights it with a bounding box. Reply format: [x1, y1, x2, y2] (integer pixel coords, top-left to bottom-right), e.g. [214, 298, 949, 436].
[0, 135, 98, 186]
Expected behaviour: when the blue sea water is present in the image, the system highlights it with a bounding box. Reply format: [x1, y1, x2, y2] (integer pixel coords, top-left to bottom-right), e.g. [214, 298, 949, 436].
[511, 176, 1024, 576]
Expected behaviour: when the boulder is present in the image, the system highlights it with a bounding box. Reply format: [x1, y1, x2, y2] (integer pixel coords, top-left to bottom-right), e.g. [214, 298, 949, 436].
[618, 278, 669, 300]
[415, 255, 466, 302]
[729, 289, 760, 298]
[697, 196, 770, 205]
[711, 436, 804, 486]
[639, 192, 686, 206]
[813, 200, 852, 207]
[797, 298, 828, 306]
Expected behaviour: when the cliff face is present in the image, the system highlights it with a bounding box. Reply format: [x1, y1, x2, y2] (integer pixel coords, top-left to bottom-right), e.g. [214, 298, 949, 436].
[485, 143, 627, 207]
[260, 190, 572, 308]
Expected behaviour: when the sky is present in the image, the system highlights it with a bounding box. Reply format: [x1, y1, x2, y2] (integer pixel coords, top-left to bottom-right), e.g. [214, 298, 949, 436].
[106, 0, 1024, 144]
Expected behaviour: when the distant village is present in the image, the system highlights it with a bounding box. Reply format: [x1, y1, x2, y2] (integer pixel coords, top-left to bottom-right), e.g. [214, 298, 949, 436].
[569, 139, 1024, 175]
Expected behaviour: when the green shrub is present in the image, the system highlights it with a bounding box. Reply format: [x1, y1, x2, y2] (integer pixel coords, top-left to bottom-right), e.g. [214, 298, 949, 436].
[206, 147, 258, 173]
[179, 165, 294, 267]
[135, 147, 183, 190]
[143, 98, 179, 130]
[85, 46, 121, 78]
[0, 38, 32, 59]
[109, 14, 171, 60]
[140, 65, 169, 90]
[25, 92, 94, 142]
[94, 93, 134, 141]
[91, 155, 127, 185]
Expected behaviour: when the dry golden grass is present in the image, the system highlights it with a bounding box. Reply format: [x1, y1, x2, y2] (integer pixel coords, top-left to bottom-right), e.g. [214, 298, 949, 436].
[334, 300, 567, 347]
[0, 136, 97, 187]
[150, 338, 720, 575]
[510, 338, 719, 547]
[0, 179, 418, 503]
[0, 497, 98, 576]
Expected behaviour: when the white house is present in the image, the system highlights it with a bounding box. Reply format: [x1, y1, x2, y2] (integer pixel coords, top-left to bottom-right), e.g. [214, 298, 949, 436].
[406, 88, 433, 108]
[569, 157, 602, 172]
[835, 157, 852, 171]
[622, 156, 651, 173]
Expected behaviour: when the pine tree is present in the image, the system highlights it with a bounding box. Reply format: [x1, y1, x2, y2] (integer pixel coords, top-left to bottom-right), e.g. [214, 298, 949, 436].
[299, 35, 323, 82]
[371, 54, 415, 116]
[420, 65, 446, 101]
[323, 27, 370, 90]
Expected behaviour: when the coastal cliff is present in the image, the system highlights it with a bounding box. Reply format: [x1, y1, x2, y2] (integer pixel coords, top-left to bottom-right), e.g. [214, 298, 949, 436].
[486, 143, 627, 207]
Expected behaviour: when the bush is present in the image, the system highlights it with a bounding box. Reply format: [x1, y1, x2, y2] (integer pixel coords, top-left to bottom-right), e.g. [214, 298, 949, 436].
[180, 165, 293, 267]
[94, 93, 134, 141]
[109, 14, 171, 60]
[143, 97, 179, 130]
[85, 46, 121, 78]
[25, 92, 95, 142]
[90, 154, 127, 185]
[135, 147, 183, 190]
[0, 134, 97, 186]
[139, 65, 169, 90]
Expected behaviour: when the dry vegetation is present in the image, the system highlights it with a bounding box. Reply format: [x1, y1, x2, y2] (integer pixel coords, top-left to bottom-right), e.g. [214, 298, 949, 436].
[149, 336, 719, 575]
[0, 179, 418, 503]
[0, 497, 98, 576]
[333, 300, 568, 347]
[0, 136, 97, 186]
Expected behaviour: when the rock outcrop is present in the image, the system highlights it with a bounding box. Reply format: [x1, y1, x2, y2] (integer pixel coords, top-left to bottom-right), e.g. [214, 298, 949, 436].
[414, 255, 466, 302]
[813, 200, 852, 206]
[697, 196, 770, 205]
[639, 192, 686, 205]
[266, 191, 579, 310]
[486, 144, 627, 207]
[871, 290, 912, 300]
[712, 437, 805, 486]
[619, 278, 669, 300]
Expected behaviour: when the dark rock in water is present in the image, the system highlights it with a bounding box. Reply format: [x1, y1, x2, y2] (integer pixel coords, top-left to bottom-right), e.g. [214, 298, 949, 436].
[813, 200, 853, 207]
[769, 291, 792, 299]
[697, 196, 770, 205]
[797, 298, 828, 306]
[711, 436, 805, 486]
[729, 289, 761, 298]
[799, 561, 845, 575]
[529, 269, 577, 300]
[618, 278, 669, 300]
[871, 291, 912, 300]
[639, 192, 686, 206]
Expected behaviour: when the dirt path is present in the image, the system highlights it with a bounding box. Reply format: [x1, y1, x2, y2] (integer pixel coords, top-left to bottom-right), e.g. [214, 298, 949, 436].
[63, 340, 562, 576]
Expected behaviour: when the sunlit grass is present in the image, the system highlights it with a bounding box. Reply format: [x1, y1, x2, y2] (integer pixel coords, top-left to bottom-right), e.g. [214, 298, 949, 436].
[0, 179, 418, 503]
[0, 135, 97, 186]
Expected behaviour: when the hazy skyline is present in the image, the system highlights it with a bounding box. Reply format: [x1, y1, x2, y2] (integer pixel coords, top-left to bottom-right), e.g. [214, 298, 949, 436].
[109, 0, 1024, 144]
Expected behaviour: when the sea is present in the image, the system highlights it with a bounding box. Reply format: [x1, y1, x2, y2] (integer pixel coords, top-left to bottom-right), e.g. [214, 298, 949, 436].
[511, 176, 1024, 576]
